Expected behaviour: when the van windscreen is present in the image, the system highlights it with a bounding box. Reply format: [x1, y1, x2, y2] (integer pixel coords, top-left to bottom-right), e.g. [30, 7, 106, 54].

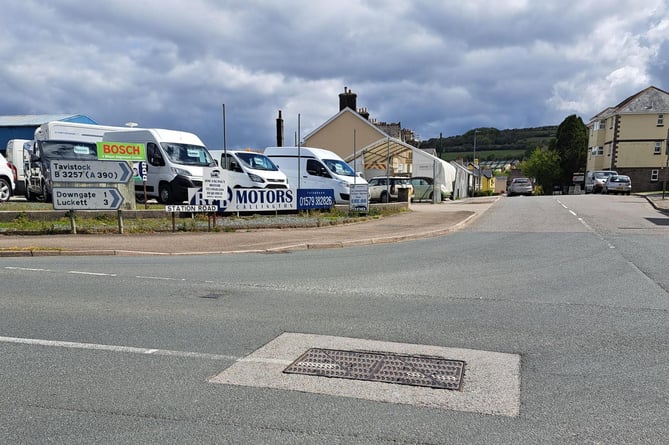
[161, 143, 214, 166]
[41, 141, 97, 160]
[236, 152, 279, 171]
[323, 159, 355, 176]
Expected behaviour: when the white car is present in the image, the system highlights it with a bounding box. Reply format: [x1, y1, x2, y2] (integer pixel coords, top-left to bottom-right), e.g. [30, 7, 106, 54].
[0, 153, 16, 202]
[367, 176, 413, 202]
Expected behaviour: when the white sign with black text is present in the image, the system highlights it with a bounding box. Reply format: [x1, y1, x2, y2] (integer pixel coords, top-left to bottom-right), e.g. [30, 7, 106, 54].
[202, 167, 227, 200]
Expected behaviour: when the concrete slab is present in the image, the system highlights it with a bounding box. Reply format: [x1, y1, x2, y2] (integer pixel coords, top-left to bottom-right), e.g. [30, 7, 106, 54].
[209, 332, 521, 417]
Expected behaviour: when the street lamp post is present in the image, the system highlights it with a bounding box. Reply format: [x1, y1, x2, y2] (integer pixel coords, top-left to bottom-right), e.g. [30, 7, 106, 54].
[473, 129, 478, 194]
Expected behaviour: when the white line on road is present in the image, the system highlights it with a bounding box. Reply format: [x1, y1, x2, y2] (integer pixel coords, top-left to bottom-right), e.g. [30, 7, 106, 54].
[0, 335, 238, 361]
[135, 275, 186, 281]
[68, 271, 117, 277]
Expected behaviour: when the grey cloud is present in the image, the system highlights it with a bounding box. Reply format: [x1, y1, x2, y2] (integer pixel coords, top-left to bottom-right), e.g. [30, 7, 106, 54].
[0, 0, 667, 149]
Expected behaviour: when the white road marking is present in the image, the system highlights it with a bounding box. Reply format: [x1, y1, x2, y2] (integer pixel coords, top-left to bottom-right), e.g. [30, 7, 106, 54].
[68, 271, 117, 277]
[556, 200, 616, 249]
[0, 335, 238, 361]
[135, 275, 186, 281]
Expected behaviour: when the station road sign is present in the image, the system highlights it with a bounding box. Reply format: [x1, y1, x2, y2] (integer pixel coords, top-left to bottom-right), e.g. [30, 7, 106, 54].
[52, 187, 124, 210]
[50, 160, 134, 184]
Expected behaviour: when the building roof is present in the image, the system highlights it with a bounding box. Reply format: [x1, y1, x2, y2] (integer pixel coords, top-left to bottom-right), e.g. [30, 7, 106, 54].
[614, 85, 669, 112]
[0, 114, 97, 127]
[589, 86, 669, 122]
[303, 107, 388, 142]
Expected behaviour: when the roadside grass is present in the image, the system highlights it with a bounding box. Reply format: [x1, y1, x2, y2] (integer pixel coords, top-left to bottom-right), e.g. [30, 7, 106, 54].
[0, 202, 404, 235]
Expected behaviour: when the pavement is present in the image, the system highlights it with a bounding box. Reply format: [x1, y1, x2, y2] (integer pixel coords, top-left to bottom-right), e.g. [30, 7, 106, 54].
[1, 193, 667, 257]
[0, 198, 499, 256]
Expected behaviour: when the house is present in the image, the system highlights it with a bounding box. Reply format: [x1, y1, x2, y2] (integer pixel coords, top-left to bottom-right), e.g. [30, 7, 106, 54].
[301, 87, 465, 199]
[585, 86, 669, 191]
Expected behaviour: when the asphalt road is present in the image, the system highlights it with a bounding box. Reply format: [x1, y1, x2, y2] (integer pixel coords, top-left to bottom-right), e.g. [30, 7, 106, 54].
[0, 194, 667, 444]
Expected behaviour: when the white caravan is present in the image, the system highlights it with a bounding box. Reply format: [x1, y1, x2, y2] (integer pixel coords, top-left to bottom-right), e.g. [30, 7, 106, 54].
[208, 149, 288, 189]
[25, 121, 127, 201]
[103, 128, 215, 204]
[263, 146, 366, 204]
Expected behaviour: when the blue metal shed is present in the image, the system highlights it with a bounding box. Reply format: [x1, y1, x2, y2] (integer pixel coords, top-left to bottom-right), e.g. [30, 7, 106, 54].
[0, 114, 97, 155]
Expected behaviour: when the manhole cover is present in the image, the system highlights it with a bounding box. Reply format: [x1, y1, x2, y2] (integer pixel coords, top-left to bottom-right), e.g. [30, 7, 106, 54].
[283, 348, 465, 390]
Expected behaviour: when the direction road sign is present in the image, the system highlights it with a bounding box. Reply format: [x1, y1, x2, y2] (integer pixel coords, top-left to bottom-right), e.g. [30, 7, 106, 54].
[52, 187, 124, 210]
[51, 160, 134, 184]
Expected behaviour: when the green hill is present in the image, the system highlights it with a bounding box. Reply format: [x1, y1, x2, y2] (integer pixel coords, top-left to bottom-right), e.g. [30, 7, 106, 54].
[414, 126, 558, 162]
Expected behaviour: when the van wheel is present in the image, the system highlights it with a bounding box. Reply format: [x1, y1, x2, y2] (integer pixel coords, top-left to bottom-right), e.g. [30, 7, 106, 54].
[159, 183, 173, 204]
[380, 191, 389, 203]
[25, 187, 38, 202]
[0, 178, 11, 202]
[41, 182, 51, 202]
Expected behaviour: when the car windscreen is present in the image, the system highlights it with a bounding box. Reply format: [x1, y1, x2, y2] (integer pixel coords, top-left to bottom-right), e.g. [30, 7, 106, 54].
[323, 159, 355, 176]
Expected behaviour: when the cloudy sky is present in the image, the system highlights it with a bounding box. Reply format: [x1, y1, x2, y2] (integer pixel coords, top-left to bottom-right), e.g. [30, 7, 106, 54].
[1, 0, 667, 149]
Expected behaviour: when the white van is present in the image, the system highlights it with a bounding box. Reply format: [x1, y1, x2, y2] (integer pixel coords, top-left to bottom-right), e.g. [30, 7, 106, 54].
[26, 122, 128, 201]
[208, 149, 288, 189]
[263, 146, 367, 204]
[103, 128, 215, 204]
[5, 139, 30, 195]
[585, 170, 618, 194]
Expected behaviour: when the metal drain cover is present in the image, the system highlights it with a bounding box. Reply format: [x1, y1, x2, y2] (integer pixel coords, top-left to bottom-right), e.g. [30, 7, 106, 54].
[283, 348, 465, 390]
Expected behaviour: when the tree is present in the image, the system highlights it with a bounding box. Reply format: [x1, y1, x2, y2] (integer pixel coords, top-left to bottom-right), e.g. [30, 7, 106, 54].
[553, 114, 588, 185]
[521, 147, 561, 194]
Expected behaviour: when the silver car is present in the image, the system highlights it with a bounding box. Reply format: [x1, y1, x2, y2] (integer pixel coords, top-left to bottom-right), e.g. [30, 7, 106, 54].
[602, 175, 631, 195]
[507, 177, 533, 196]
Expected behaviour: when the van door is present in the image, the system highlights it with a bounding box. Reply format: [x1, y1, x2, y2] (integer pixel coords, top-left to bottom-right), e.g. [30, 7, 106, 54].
[221, 152, 246, 187]
[304, 158, 332, 189]
[145, 142, 164, 198]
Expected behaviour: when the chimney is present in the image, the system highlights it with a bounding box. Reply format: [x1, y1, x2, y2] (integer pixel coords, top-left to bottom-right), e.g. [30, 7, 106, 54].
[276, 110, 284, 147]
[358, 107, 369, 120]
[339, 86, 357, 111]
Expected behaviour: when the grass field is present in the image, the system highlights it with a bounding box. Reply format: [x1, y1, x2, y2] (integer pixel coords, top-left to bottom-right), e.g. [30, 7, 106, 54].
[440, 149, 526, 161]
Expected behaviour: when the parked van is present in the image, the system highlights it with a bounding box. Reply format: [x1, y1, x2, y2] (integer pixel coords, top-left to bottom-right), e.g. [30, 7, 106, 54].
[263, 146, 367, 204]
[26, 121, 128, 201]
[208, 149, 288, 189]
[5, 139, 30, 195]
[585, 170, 618, 194]
[103, 128, 215, 204]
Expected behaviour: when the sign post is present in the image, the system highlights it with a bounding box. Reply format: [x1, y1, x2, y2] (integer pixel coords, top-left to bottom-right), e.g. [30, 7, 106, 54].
[51, 146, 145, 233]
[50, 160, 134, 183]
[52, 187, 124, 210]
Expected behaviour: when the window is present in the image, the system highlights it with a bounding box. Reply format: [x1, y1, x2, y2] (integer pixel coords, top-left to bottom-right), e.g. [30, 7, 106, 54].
[655, 142, 662, 155]
[658, 114, 664, 127]
[651, 169, 659, 181]
[597, 146, 604, 155]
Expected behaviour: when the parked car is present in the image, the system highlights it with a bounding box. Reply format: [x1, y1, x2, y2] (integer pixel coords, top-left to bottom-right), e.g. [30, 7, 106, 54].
[602, 174, 632, 195]
[0, 153, 16, 202]
[410, 176, 449, 201]
[507, 177, 533, 196]
[367, 176, 413, 202]
[585, 170, 618, 193]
